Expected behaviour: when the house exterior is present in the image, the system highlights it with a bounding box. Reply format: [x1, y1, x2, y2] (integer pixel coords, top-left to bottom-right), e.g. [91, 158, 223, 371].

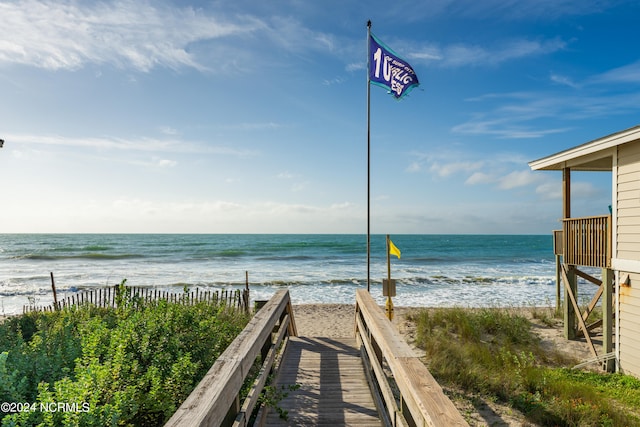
[530, 125, 640, 378]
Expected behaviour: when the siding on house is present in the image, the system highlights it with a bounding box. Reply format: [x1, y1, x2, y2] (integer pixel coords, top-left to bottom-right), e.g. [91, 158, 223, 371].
[617, 143, 640, 261]
[617, 272, 640, 377]
[530, 127, 640, 379]
[616, 142, 640, 378]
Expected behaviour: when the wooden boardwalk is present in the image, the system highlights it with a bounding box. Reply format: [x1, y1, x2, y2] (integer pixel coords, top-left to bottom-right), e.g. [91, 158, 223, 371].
[263, 336, 381, 426]
[166, 290, 467, 427]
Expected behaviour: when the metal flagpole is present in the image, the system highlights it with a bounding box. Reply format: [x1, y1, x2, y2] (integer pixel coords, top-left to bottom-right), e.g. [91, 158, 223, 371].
[366, 20, 372, 292]
[386, 235, 391, 284]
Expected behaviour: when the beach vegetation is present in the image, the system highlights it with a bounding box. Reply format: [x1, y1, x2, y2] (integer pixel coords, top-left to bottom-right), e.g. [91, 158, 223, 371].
[529, 304, 561, 328]
[409, 307, 640, 426]
[258, 381, 301, 421]
[0, 280, 250, 427]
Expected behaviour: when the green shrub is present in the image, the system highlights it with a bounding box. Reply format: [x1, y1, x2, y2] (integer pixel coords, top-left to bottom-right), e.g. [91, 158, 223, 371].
[0, 281, 250, 426]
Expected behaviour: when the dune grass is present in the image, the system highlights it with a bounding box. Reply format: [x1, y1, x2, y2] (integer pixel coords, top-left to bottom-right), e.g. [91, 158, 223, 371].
[408, 307, 640, 426]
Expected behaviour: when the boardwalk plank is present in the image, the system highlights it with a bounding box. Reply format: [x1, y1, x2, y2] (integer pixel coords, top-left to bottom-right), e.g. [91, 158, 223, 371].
[263, 336, 381, 426]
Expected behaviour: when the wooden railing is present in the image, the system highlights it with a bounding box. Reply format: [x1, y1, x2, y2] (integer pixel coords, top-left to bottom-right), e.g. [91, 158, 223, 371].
[561, 215, 612, 268]
[355, 289, 468, 427]
[165, 289, 297, 427]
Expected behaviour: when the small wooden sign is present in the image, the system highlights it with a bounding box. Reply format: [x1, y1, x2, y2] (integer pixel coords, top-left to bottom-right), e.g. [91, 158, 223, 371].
[382, 279, 396, 297]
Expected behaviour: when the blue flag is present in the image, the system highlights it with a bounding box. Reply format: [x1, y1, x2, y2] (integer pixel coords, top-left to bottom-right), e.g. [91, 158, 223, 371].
[369, 33, 419, 99]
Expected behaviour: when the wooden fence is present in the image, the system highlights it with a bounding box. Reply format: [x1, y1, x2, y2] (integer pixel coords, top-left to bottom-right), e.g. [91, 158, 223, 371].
[23, 285, 250, 314]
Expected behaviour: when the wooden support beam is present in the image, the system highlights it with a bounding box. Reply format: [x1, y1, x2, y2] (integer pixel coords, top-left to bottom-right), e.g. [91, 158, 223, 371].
[585, 319, 602, 331]
[575, 268, 604, 334]
[563, 167, 571, 219]
[563, 265, 577, 340]
[561, 264, 598, 360]
[574, 269, 602, 286]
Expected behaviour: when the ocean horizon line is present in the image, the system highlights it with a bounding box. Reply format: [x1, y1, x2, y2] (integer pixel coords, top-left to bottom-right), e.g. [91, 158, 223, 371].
[0, 232, 550, 236]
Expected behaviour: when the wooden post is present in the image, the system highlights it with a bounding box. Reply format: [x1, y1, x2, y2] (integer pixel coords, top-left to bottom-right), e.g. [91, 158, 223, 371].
[562, 167, 571, 219]
[245, 271, 250, 313]
[385, 235, 394, 321]
[562, 169, 574, 340]
[564, 265, 577, 339]
[602, 267, 614, 372]
[50, 272, 58, 311]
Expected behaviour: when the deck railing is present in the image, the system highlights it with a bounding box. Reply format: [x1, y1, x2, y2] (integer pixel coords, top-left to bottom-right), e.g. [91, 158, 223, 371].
[559, 215, 612, 268]
[165, 289, 297, 427]
[355, 289, 467, 427]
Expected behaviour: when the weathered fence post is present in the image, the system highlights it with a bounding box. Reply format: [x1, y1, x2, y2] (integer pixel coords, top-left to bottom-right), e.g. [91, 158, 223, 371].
[50, 272, 59, 311]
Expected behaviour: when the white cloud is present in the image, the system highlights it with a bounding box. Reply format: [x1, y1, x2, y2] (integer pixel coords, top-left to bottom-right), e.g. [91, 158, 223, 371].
[346, 62, 364, 72]
[406, 162, 422, 173]
[550, 73, 580, 88]
[408, 51, 442, 61]
[222, 122, 283, 131]
[0, 0, 260, 72]
[127, 157, 178, 168]
[534, 179, 603, 201]
[571, 181, 601, 198]
[7, 133, 258, 157]
[535, 181, 561, 199]
[399, 0, 612, 21]
[323, 76, 347, 86]
[452, 116, 571, 139]
[498, 170, 541, 189]
[465, 172, 495, 185]
[261, 16, 336, 54]
[156, 159, 177, 168]
[430, 161, 483, 177]
[159, 126, 179, 136]
[410, 37, 566, 68]
[275, 172, 309, 192]
[453, 59, 640, 140]
[591, 60, 640, 85]
[291, 182, 308, 192]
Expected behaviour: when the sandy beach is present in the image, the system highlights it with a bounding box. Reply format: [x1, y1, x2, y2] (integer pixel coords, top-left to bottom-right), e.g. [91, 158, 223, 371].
[292, 304, 359, 337]
[292, 303, 420, 348]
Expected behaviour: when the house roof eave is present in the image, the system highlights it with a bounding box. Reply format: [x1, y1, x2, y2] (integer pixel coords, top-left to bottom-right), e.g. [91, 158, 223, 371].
[529, 125, 640, 171]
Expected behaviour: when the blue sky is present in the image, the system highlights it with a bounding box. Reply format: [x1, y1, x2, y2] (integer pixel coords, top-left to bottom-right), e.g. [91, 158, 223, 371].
[1, 0, 638, 234]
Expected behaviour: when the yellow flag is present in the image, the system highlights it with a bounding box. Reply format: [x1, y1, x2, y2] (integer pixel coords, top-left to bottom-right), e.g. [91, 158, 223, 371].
[389, 239, 401, 259]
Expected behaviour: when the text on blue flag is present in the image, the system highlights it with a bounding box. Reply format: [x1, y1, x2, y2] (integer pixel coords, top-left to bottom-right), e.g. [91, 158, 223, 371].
[369, 33, 419, 99]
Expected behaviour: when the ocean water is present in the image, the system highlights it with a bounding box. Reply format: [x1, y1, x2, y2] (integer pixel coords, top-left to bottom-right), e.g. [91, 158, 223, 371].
[0, 234, 568, 315]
